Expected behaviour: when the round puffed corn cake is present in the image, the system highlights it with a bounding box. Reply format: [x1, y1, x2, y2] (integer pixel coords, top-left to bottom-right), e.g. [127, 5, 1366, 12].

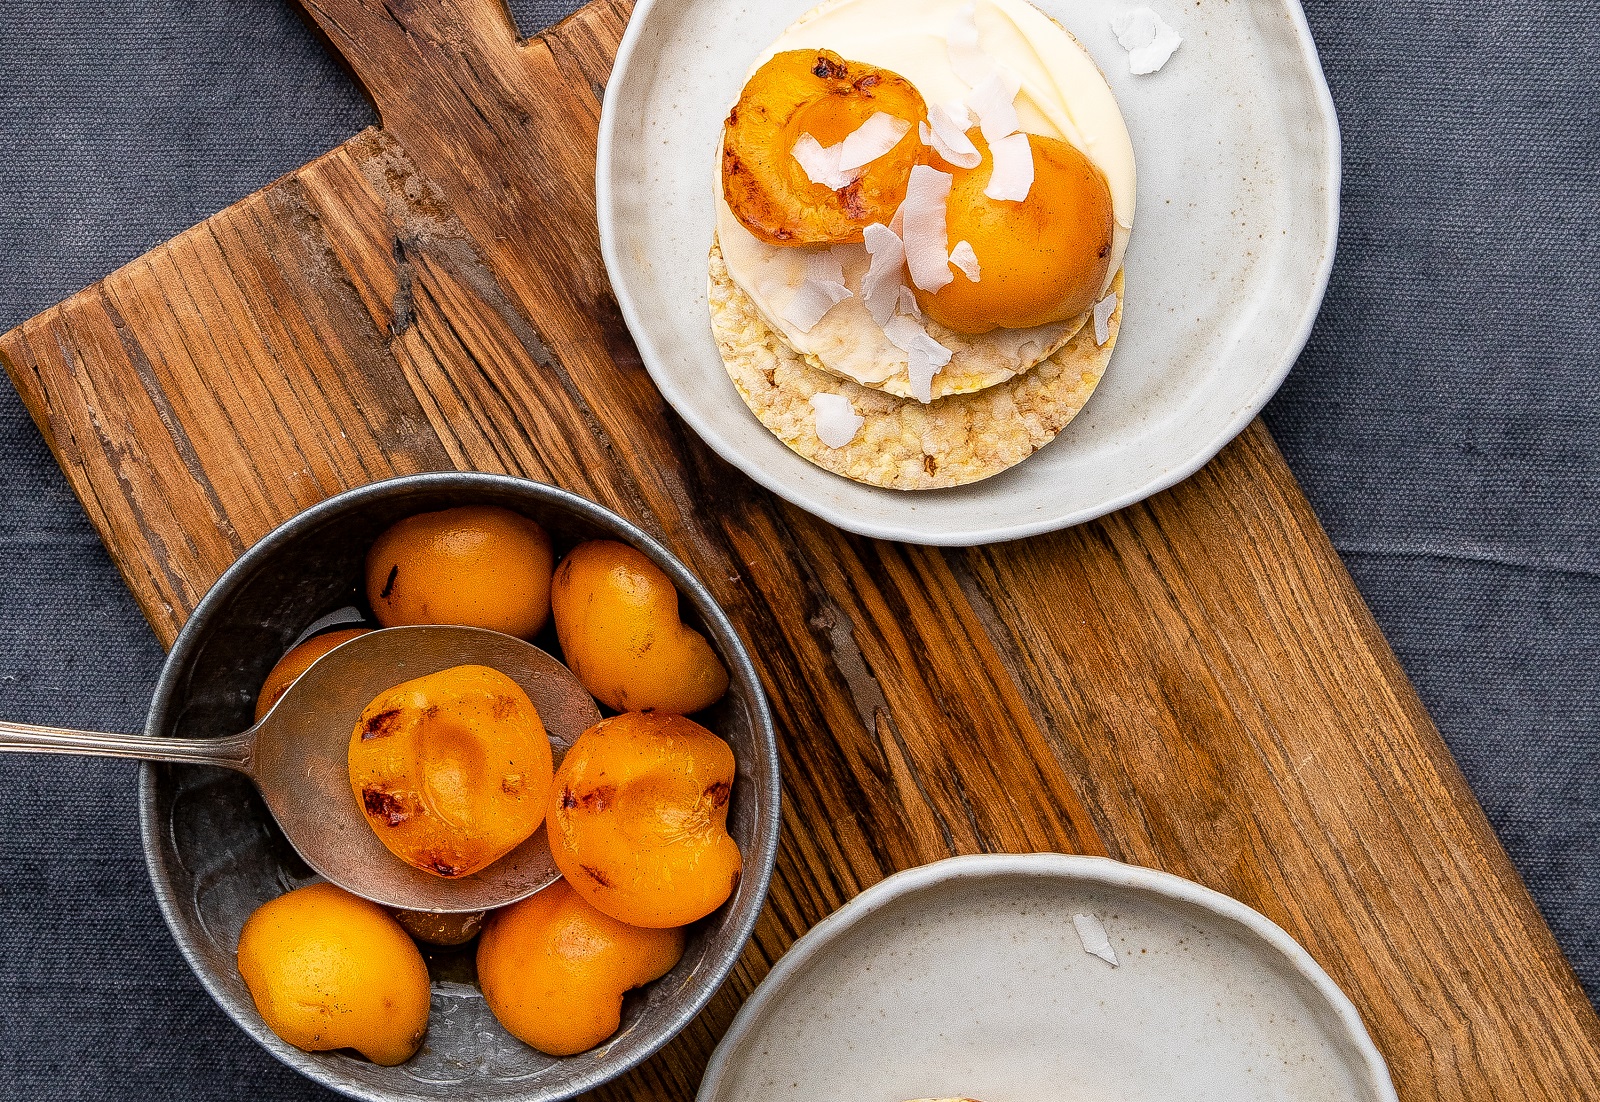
[708, 239, 1122, 491]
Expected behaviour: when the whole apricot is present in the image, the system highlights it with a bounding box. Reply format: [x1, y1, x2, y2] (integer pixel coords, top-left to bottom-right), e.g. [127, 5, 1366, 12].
[366, 505, 554, 637]
[237, 882, 431, 1066]
[255, 628, 370, 722]
[477, 878, 685, 1056]
[549, 712, 742, 928]
[551, 540, 729, 714]
[349, 664, 554, 879]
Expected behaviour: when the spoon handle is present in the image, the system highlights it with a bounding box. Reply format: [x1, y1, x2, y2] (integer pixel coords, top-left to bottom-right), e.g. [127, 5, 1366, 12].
[0, 720, 251, 771]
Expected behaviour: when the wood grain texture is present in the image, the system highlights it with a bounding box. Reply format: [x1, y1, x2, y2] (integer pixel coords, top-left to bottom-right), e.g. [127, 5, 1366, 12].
[3, 0, 1597, 1097]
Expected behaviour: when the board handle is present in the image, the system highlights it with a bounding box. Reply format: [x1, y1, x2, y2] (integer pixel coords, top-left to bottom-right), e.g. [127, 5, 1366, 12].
[295, 0, 527, 123]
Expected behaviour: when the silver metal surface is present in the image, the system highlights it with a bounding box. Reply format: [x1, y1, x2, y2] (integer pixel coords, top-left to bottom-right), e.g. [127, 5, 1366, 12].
[0, 723, 251, 768]
[0, 626, 600, 912]
[253, 626, 600, 913]
[137, 472, 782, 1102]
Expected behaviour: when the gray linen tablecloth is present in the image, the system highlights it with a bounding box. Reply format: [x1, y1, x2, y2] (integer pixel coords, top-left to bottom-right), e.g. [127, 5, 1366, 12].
[0, 0, 1595, 1097]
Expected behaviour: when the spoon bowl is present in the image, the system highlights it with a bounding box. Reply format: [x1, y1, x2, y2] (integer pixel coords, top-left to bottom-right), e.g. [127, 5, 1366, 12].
[251, 625, 600, 912]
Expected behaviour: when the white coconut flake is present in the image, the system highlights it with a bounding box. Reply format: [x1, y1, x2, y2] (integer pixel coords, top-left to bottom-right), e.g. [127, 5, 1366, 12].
[838, 112, 912, 172]
[985, 132, 1035, 202]
[795, 113, 913, 191]
[883, 315, 953, 404]
[811, 393, 864, 449]
[861, 223, 908, 326]
[783, 283, 849, 332]
[947, 2, 993, 88]
[921, 102, 982, 170]
[782, 284, 842, 332]
[943, 99, 975, 129]
[897, 165, 955, 293]
[782, 250, 853, 332]
[793, 133, 857, 191]
[949, 240, 981, 282]
[807, 249, 848, 288]
[1073, 913, 1120, 967]
[897, 286, 923, 319]
[1094, 292, 1118, 345]
[1111, 8, 1182, 75]
[965, 69, 1024, 144]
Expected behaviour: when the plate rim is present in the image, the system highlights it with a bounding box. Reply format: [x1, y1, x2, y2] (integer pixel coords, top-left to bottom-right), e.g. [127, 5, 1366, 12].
[695, 852, 1399, 1102]
[597, 0, 1343, 546]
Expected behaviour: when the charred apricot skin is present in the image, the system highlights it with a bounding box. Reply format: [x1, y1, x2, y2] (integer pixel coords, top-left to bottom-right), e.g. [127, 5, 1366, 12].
[551, 540, 729, 715]
[723, 49, 927, 246]
[549, 712, 742, 929]
[478, 878, 685, 1056]
[348, 664, 554, 879]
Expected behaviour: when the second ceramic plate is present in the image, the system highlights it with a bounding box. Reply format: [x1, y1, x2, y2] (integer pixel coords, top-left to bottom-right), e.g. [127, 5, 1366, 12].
[698, 854, 1397, 1102]
[598, 0, 1339, 545]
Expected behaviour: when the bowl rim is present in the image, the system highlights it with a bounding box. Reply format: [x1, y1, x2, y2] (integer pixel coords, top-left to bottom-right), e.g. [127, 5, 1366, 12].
[138, 471, 782, 1102]
[697, 853, 1398, 1102]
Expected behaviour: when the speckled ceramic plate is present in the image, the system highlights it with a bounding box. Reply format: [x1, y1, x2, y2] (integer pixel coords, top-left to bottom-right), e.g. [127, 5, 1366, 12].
[597, 0, 1339, 544]
[698, 854, 1397, 1102]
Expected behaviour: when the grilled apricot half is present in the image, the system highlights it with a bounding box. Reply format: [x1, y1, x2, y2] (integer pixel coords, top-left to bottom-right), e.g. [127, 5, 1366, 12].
[549, 712, 741, 929]
[348, 664, 553, 880]
[723, 49, 927, 246]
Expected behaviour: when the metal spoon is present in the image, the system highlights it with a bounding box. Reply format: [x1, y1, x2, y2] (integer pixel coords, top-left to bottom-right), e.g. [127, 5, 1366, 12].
[0, 625, 600, 913]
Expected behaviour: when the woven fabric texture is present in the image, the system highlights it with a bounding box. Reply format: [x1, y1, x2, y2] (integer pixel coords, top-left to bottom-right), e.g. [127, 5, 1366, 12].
[0, 1, 1594, 1099]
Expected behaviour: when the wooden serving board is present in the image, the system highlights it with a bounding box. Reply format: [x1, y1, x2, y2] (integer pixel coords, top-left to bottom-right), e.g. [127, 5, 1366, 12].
[3, 0, 1597, 1097]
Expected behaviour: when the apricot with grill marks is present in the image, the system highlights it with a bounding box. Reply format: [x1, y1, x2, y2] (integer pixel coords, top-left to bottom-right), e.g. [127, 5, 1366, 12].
[348, 664, 553, 879]
[723, 49, 928, 246]
[548, 712, 742, 929]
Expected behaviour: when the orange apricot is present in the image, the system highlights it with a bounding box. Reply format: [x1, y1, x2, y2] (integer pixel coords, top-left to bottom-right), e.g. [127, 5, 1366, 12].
[365, 505, 554, 638]
[255, 628, 371, 722]
[723, 49, 928, 246]
[237, 883, 431, 1066]
[548, 712, 741, 929]
[551, 540, 729, 715]
[919, 132, 1114, 334]
[348, 664, 554, 879]
[477, 878, 685, 1056]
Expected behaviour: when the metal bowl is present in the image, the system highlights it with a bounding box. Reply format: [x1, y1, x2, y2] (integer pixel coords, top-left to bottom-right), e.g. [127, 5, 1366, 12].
[139, 473, 781, 1101]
